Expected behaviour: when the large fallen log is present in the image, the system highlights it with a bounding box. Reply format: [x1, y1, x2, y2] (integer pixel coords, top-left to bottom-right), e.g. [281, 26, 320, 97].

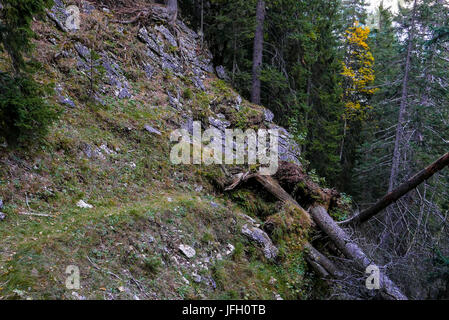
[341, 152, 449, 226]
[310, 206, 408, 300]
[224, 172, 406, 299]
[225, 173, 338, 279]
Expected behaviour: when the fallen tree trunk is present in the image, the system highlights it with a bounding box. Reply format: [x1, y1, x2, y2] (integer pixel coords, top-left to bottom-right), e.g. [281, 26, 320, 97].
[341, 152, 449, 226]
[225, 173, 337, 279]
[310, 206, 408, 300]
[224, 172, 406, 299]
[304, 243, 342, 279]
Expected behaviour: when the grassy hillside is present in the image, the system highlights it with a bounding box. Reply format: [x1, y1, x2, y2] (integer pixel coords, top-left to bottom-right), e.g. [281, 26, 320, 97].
[0, 1, 321, 300]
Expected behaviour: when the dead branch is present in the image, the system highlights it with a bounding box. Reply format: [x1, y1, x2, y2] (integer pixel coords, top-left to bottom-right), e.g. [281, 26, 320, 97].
[19, 212, 53, 218]
[341, 152, 449, 226]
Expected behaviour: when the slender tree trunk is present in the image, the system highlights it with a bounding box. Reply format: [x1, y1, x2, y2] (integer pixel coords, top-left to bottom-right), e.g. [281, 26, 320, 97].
[389, 0, 418, 192]
[340, 117, 347, 161]
[251, 0, 265, 105]
[200, 0, 204, 47]
[166, 0, 178, 25]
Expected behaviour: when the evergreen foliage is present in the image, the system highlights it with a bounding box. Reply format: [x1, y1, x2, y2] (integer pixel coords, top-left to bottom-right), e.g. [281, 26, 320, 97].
[0, 71, 58, 145]
[0, 0, 58, 145]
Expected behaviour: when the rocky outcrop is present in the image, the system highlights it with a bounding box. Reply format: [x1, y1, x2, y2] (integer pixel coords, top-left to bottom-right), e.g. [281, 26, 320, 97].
[47, 0, 302, 167]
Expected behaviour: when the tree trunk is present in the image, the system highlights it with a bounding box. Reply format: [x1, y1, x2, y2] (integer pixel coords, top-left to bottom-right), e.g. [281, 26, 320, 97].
[304, 243, 342, 278]
[310, 206, 408, 300]
[251, 0, 265, 105]
[341, 152, 449, 226]
[224, 171, 407, 299]
[389, 0, 418, 192]
[166, 0, 178, 25]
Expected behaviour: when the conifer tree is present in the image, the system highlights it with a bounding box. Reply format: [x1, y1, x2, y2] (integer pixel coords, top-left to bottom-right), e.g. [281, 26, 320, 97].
[0, 0, 58, 145]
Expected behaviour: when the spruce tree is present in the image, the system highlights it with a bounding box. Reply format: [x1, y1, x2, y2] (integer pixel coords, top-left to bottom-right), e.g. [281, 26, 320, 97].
[0, 0, 58, 145]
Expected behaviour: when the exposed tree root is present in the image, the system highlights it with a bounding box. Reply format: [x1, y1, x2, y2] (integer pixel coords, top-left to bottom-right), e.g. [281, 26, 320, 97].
[275, 161, 342, 211]
[224, 172, 313, 226]
[110, 4, 171, 25]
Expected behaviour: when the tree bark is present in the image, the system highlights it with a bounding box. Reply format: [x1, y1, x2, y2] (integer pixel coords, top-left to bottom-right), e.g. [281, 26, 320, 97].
[341, 152, 449, 226]
[389, 0, 418, 192]
[251, 0, 265, 105]
[310, 206, 408, 300]
[166, 0, 178, 25]
[304, 243, 343, 278]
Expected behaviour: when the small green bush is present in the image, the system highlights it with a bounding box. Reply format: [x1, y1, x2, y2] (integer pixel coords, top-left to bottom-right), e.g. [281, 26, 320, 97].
[143, 255, 162, 275]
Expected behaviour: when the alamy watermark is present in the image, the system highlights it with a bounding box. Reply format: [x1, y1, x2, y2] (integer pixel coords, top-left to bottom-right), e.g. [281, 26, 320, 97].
[170, 122, 279, 176]
[65, 5, 81, 31]
[365, 265, 380, 290]
[65, 265, 80, 290]
[367, 0, 408, 30]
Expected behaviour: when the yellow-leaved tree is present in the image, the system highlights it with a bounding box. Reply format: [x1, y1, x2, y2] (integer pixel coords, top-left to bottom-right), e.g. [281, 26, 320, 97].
[341, 21, 377, 120]
[339, 21, 377, 187]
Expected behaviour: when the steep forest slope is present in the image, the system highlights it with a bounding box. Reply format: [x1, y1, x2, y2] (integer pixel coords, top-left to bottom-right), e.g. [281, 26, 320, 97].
[0, 0, 330, 300]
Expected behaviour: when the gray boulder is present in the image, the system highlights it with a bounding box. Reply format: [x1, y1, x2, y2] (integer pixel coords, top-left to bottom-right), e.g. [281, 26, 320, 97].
[179, 244, 196, 259]
[263, 108, 275, 122]
[155, 25, 178, 48]
[47, 0, 69, 32]
[241, 224, 278, 260]
[55, 85, 76, 108]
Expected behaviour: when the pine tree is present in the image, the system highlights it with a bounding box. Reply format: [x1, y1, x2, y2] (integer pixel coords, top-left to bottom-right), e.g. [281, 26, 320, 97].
[250, 0, 265, 104]
[0, 0, 53, 73]
[0, 0, 58, 145]
[352, 3, 401, 201]
[352, 0, 449, 298]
